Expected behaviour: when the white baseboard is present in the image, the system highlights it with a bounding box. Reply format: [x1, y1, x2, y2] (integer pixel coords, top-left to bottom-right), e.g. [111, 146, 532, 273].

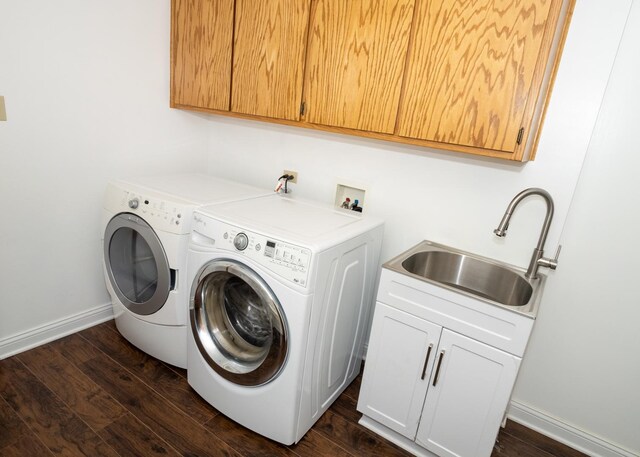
[0, 303, 114, 360]
[508, 400, 638, 457]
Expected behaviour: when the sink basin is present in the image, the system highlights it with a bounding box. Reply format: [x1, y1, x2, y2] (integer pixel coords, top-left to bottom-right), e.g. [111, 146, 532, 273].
[401, 251, 532, 306]
[385, 241, 544, 311]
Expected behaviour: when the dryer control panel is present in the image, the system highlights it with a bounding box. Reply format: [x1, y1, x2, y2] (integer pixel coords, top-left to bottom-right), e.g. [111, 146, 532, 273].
[105, 183, 192, 235]
[191, 216, 312, 287]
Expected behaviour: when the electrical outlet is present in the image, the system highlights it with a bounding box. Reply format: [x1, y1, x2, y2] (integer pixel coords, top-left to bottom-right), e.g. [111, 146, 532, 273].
[283, 170, 298, 184]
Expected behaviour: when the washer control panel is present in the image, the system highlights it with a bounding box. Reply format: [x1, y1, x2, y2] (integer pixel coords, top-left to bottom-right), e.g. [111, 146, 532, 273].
[191, 216, 312, 287]
[233, 233, 249, 251]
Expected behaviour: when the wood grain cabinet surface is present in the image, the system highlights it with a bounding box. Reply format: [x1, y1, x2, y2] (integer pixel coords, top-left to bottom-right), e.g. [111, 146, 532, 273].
[171, 0, 234, 111]
[170, 0, 574, 161]
[303, 0, 415, 133]
[232, 0, 311, 120]
[397, 0, 566, 160]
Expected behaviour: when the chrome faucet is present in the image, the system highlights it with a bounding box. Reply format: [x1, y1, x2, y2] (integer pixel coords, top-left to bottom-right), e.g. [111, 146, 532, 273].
[494, 188, 561, 279]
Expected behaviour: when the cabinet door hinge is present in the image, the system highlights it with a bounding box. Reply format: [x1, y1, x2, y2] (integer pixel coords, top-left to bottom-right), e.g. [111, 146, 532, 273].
[516, 127, 525, 145]
[300, 101, 306, 116]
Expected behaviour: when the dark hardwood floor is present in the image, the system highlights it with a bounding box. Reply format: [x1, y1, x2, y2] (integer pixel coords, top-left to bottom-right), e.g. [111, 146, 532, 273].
[0, 321, 586, 457]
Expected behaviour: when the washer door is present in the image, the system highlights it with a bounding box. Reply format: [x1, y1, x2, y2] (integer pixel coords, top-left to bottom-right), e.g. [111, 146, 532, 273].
[190, 259, 288, 386]
[104, 213, 172, 315]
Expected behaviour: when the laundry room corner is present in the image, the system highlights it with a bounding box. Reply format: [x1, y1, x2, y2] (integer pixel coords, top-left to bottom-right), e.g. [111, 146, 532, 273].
[0, 0, 211, 357]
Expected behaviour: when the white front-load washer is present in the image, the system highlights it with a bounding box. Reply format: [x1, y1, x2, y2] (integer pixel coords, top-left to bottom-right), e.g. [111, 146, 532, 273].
[186, 193, 384, 444]
[102, 174, 269, 368]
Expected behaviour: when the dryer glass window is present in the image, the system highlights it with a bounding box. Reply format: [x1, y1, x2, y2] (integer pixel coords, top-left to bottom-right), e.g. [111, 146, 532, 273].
[192, 260, 288, 386]
[109, 227, 158, 303]
[104, 213, 171, 316]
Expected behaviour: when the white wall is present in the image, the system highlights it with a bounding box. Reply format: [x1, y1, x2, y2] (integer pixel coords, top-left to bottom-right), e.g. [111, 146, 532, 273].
[512, 1, 640, 454]
[204, 1, 635, 455]
[0, 0, 208, 342]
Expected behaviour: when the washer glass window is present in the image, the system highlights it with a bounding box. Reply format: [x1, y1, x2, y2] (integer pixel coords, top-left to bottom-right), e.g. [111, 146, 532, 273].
[191, 260, 288, 386]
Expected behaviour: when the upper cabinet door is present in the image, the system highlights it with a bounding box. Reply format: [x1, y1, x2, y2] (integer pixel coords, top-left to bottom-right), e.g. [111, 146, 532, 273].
[303, 0, 415, 134]
[232, 0, 311, 121]
[171, 0, 234, 110]
[397, 0, 562, 154]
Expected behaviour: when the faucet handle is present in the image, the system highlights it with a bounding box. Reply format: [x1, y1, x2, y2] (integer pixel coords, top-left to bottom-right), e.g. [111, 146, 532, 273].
[538, 245, 562, 270]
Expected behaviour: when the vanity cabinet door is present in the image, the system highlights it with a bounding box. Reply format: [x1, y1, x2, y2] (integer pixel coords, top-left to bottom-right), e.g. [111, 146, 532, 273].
[171, 0, 234, 110]
[397, 0, 564, 158]
[416, 329, 521, 457]
[303, 0, 415, 133]
[357, 302, 442, 439]
[231, 0, 311, 120]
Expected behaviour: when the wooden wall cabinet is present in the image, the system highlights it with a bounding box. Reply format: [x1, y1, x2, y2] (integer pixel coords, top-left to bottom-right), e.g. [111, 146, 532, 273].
[171, 0, 234, 111]
[232, 0, 311, 120]
[303, 0, 415, 134]
[397, 0, 567, 160]
[170, 0, 574, 161]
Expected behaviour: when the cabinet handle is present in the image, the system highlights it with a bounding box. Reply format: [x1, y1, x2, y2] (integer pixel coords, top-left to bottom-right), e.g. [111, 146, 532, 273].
[432, 350, 445, 387]
[420, 344, 433, 380]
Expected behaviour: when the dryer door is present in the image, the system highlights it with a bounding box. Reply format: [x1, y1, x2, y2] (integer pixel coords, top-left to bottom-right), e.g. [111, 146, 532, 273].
[104, 213, 172, 315]
[191, 259, 288, 386]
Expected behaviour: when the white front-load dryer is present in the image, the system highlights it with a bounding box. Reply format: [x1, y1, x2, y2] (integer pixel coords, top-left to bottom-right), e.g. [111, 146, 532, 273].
[186, 193, 384, 444]
[102, 174, 269, 368]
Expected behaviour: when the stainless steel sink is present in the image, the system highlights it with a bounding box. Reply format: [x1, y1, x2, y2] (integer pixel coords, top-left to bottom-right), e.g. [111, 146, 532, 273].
[385, 241, 545, 312]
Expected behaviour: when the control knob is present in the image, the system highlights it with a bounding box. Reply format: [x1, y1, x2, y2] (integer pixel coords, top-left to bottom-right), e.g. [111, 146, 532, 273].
[233, 232, 249, 251]
[128, 198, 139, 209]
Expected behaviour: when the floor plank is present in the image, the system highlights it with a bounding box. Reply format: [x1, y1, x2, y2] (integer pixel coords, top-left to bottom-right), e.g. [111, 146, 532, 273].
[0, 357, 119, 457]
[17, 343, 126, 431]
[101, 319, 120, 334]
[329, 389, 364, 425]
[341, 373, 362, 403]
[79, 323, 217, 424]
[500, 419, 588, 457]
[0, 320, 589, 457]
[204, 413, 297, 456]
[289, 429, 355, 457]
[0, 396, 31, 449]
[493, 430, 556, 457]
[1, 432, 54, 457]
[78, 351, 240, 457]
[314, 408, 410, 457]
[52, 332, 106, 365]
[98, 413, 181, 457]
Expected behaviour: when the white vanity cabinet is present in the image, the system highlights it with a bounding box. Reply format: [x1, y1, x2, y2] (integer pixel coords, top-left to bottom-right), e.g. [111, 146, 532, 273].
[414, 329, 520, 457]
[357, 303, 442, 439]
[357, 267, 537, 457]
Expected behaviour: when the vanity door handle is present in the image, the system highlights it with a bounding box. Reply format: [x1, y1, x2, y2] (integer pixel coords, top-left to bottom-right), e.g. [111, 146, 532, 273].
[420, 344, 433, 380]
[432, 350, 445, 387]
